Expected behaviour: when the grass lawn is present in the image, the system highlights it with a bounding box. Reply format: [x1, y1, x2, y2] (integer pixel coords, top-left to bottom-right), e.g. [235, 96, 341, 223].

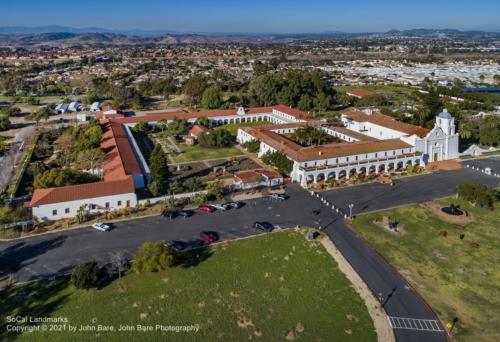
[214, 120, 273, 136]
[0, 230, 376, 341]
[350, 198, 500, 342]
[173, 144, 242, 163]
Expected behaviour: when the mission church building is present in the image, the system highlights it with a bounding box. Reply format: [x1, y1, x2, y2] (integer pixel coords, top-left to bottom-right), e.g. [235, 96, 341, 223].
[341, 108, 459, 163]
[238, 107, 460, 187]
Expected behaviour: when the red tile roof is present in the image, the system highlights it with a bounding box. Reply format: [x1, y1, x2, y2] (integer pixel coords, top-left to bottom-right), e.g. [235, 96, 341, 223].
[29, 177, 135, 206]
[111, 105, 307, 124]
[254, 169, 282, 179]
[343, 110, 430, 138]
[243, 125, 412, 162]
[295, 139, 412, 162]
[234, 169, 283, 184]
[234, 170, 263, 183]
[189, 124, 209, 137]
[101, 120, 142, 182]
[324, 125, 379, 142]
[272, 104, 309, 119]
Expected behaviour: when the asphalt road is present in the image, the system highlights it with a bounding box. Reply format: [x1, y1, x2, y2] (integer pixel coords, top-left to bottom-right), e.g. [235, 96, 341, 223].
[320, 167, 500, 217]
[461, 155, 500, 174]
[1, 165, 498, 342]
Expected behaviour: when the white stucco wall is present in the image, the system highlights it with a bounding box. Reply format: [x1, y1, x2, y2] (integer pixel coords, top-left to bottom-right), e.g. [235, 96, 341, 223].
[32, 192, 137, 221]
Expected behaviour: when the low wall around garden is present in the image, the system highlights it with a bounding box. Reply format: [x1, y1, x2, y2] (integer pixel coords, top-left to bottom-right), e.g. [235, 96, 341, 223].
[138, 190, 208, 206]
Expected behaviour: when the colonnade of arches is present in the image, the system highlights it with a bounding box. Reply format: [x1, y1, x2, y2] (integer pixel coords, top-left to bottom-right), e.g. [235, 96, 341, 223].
[209, 114, 286, 126]
[302, 158, 421, 185]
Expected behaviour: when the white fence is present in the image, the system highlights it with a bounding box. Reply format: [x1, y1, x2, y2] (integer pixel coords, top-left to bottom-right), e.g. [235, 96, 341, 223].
[138, 190, 208, 206]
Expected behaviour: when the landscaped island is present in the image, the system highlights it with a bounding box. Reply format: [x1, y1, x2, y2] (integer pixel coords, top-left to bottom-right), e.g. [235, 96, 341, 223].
[350, 195, 499, 341]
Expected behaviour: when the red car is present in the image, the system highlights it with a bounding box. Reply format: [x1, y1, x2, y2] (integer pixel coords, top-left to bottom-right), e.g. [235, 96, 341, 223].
[199, 231, 219, 243]
[197, 205, 215, 213]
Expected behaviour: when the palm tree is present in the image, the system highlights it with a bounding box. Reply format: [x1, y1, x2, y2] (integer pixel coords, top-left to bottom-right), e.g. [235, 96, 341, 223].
[459, 123, 475, 140]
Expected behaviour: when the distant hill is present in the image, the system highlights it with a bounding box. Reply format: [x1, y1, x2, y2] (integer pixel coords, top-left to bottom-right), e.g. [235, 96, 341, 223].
[0, 27, 499, 47]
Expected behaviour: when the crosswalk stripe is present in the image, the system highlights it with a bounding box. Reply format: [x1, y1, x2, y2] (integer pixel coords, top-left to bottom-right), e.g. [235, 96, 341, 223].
[387, 316, 443, 332]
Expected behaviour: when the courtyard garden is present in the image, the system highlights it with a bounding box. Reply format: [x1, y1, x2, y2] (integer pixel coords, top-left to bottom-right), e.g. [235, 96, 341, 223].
[174, 144, 242, 163]
[0, 230, 376, 341]
[214, 120, 272, 137]
[349, 186, 500, 341]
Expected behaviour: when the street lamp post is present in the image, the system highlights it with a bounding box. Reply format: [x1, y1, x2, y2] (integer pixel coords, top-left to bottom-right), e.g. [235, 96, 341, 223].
[382, 287, 397, 308]
[348, 203, 354, 219]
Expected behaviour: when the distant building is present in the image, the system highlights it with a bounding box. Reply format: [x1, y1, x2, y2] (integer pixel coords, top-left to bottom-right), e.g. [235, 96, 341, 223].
[54, 103, 68, 114]
[90, 101, 101, 112]
[185, 124, 209, 145]
[232, 169, 283, 190]
[68, 101, 81, 112]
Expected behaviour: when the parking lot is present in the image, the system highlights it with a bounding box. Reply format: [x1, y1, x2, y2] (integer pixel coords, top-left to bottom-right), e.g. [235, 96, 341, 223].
[0, 187, 329, 282]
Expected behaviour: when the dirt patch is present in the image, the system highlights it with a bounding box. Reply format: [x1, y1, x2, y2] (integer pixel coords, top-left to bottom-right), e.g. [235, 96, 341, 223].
[320, 236, 395, 342]
[372, 219, 406, 236]
[427, 160, 462, 171]
[432, 249, 449, 261]
[237, 317, 254, 329]
[423, 202, 474, 224]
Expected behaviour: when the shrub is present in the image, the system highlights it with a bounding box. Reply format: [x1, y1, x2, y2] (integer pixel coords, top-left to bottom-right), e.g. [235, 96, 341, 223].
[261, 150, 293, 175]
[243, 139, 260, 153]
[131, 241, 174, 273]
[198, 129, 233, 148]
[71, 262, 101, 289]
[455, 183, 497, 208]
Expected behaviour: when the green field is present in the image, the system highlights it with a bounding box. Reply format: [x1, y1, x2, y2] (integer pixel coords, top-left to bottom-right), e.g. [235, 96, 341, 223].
[0, 231, 376, 341]
[173, 144, 242, 163]
[214, 120, 272, 136]
[0, 95, 65, 104]
[350, 198, 500, 342]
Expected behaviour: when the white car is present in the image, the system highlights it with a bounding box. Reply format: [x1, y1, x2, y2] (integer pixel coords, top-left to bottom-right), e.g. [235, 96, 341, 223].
[210, 204, 230, 211]
[92, 222, 111, 232]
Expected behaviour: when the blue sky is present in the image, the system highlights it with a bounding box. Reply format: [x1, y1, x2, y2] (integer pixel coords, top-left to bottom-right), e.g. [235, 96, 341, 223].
[3, 0, 500, 33]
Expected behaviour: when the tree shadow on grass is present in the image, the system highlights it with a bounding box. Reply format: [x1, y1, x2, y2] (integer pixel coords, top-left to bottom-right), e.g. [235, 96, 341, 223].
[173, 244, 213, 269]
[0, 277, 72, 341]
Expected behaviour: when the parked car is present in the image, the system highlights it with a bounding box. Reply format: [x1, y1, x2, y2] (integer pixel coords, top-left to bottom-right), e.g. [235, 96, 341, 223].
[167, 240, 187, 253]
[211, 203, 230, 211]
[267, 193, 288, 201]
[162, 210, 177, 219]
[253, 221, 274, 232]
[199, 231, 219, 243]
[198, 205, 215, 213]
[178, 210, 193, 218]
[92, 222, 111, 232]
[225, 201, 242, 209]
